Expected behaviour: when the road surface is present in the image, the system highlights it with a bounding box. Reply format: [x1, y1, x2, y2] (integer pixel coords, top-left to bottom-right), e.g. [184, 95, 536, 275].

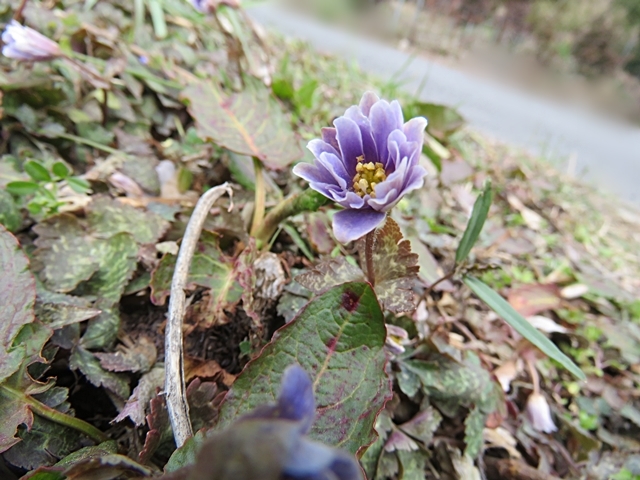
[247, 3, 640, 205]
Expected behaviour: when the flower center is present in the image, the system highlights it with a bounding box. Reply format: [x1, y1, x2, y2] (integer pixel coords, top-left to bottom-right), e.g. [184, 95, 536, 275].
[353, 155, 386, 198]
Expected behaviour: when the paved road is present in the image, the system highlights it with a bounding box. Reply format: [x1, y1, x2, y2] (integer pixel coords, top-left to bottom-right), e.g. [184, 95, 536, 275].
[247, 3, 640, 205]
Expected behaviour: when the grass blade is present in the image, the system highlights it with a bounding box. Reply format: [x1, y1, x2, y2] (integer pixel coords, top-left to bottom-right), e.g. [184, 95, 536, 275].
[455, 180, 492, 264]
[463, 275, 585, 380]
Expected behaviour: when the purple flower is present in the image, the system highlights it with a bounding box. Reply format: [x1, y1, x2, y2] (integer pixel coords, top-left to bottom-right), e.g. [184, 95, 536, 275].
[185, 364, 363, 480]
[1, 20, 62, 61]
[293, 92, 427, 243]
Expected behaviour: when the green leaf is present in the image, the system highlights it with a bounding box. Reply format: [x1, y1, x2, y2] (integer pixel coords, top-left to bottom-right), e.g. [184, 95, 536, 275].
[181, 80, 303, 170]
[0, 189, 22, 232]
[271, 78, 295, 101]
[6, 180, 40, 196]
[463, 276, 585, 380]
[66, 177, 91, 194]
[295, 77, 318, 110]
[167, 282, 390, 471]
[0, 225, 36, 382]
[455, 180, 493, 264]
[403, 102, 465, 143]
[51, 162, 70, 179]
[24, 161, 51, 183]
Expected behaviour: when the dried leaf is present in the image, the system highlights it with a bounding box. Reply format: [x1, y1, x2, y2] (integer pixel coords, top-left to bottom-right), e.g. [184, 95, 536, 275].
[113, 366, 164, 426]
[507, 283, 562, 317]
[95, 336, 157, 373]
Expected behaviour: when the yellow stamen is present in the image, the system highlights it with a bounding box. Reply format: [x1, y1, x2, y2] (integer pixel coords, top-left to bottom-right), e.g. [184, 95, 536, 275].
[352, 155, 387, 197]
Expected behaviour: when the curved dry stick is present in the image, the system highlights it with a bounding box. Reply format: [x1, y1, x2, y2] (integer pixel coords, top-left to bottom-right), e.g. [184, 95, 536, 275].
[165, 182, 233, 448]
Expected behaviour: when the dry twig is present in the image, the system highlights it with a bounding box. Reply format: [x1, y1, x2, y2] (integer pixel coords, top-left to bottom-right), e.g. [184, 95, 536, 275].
[164, 182, 233, 448]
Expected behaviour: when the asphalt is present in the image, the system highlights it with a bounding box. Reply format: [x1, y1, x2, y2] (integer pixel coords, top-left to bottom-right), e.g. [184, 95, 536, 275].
[247, 3, 640, 205]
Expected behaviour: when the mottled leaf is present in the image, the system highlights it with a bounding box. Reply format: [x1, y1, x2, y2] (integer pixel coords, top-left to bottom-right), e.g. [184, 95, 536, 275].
[166, 283, 390, 471]
[357, 217, 419, 313]
[150, 231, 245, 326]
[33, 215, 100, 293]
[398, 407, 442, 445]
[80, 308, 120, 351]
[464, 406, 485, 459]
[87, 196, 168, 244]
[295, 256, 365, 294]
[3, 416, 82, 470]
[181, 80, 302, 170]
[23, 441, 118, 480]
[0, 225, 36, 382]
[403, 354, 499, 414]
[464, 276, 585, 380]
[35, 301, 101, 330]
[95, 336, 157, 374]
[69, 347, 130, 399]
[62, 453, 152, 478]
[80, 233, 138, 305]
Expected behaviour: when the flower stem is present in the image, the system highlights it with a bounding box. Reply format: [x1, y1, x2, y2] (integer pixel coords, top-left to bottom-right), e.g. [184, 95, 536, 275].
[365, 230, 376, 287]
[253, 189, 328, 248]
[250, 157, 266, 237]
[1, 385, 108, 444]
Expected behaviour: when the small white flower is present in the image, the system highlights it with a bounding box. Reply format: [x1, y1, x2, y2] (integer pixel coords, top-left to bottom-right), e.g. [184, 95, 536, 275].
[2, 20, 62, 61]
[526, 392, 557, 433]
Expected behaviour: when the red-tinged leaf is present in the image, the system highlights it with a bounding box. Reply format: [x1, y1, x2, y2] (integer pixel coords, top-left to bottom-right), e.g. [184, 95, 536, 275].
[357, 217, 420, 313]
[113, 366, 164, 426]
[165, 283, 391, 472]
[507, 283, 562, 317]
[95, 336, 157, 373]
[295, 256, 365, 294]
[0, 225, 36, 382]
[181, 80, 302, 170]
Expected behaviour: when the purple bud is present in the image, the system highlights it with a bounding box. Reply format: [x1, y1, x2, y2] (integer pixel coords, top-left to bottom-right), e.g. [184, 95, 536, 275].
[1, 20, 62, 61]
[293, 92, 428, 243]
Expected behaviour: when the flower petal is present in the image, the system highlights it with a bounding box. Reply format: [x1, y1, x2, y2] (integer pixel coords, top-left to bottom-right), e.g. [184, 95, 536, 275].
[308, 138, 340, 161]
[370, 101, 404, 168]
[317, 152, 349, 190]
[283, 438, 364, 480]
[321, 127, 340, 152]
[293, 162, 334, 186]
[332, 209, 386, 244]
[359, 91, 380, 117]
[403, 116, 428, 143]
[334, 116, 364, 174]
[344, 106, 378, 163]
[277, 364, 315, 433]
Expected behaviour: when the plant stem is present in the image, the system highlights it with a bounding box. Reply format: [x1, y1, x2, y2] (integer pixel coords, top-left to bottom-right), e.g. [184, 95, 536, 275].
[425, 269, 456, 295]
[253, 189, 328, 248]
[13, 0, 28, 21]
[1, 385, 108, 444]
[249, 157, 266, 237]
[55, 132, 123, 156]
[365, 230, 375, 287]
